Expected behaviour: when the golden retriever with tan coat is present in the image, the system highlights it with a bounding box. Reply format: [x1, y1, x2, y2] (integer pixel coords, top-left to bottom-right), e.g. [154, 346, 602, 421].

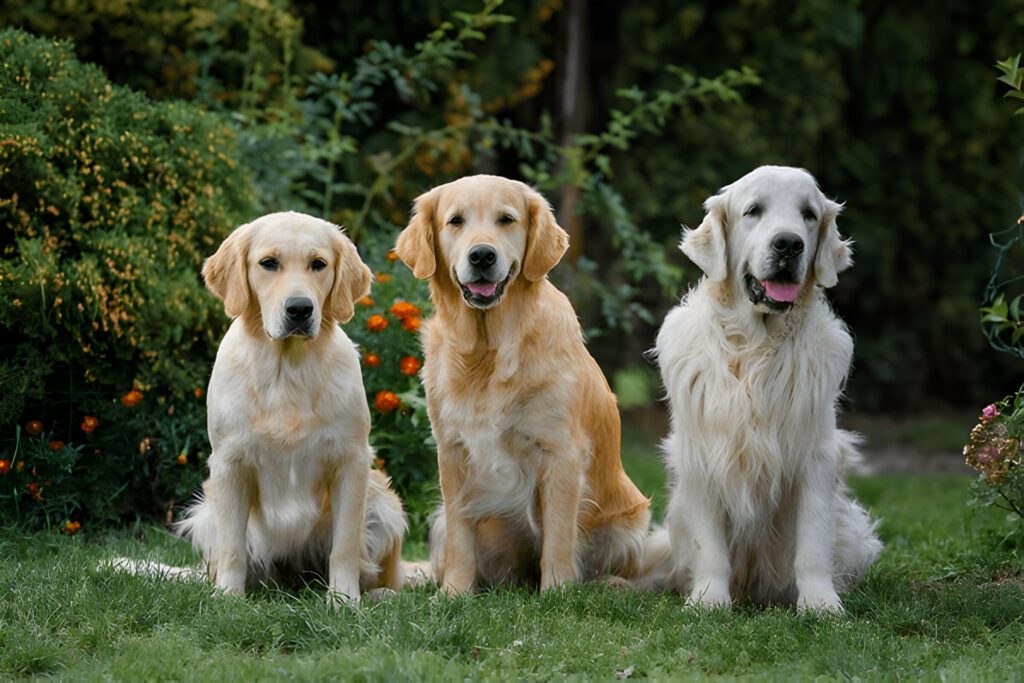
[395, 175, 650, 594]
[176, 212, 407, 602]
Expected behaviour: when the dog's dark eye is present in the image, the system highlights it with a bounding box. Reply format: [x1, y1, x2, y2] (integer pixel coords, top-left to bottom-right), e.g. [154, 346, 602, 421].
[310, 258, 328, 272]
[497, 213, 515, 226]
[448, 214, 464, 227]
[801, 208, 817, 222]
[259, 257, 279, 271]
[743, 203, 762, 218]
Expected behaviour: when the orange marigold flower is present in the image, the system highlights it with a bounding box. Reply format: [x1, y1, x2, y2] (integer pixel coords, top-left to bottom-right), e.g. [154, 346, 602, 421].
[25, 420, 43, 436]
[357, 295, 374, 307]
[386, 250, 400, 262]
[121, 389, 143, 407]
[363, 352, 381, 368]
[0, 459, 9, 475]
[389, 301, 421, 319]
[374, 390, 401, 413]
[27, 482, 43, 501]
[402, 316, 421, 332]
[367, 314, 389, 332]
[63, 520, 82, 534]
[375, 272, 392, 283]
[177, 453, 188, 465]
[48, 440, 65, 452]
[81, 415, 99, 434]
[193, 387, 203, 398]
[399, 356, 422, 376]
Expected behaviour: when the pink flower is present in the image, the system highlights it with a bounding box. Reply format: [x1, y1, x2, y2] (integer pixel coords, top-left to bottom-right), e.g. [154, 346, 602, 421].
[982, 404, 1001, 420]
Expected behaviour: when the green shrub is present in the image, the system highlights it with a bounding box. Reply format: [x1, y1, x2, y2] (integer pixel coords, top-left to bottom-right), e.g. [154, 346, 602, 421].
[967, 55, 1024, 531]
[347, 252, 436, 536]
[0, 28, 257, 528]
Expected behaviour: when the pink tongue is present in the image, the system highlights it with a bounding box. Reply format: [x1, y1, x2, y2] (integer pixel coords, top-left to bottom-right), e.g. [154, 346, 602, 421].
[466, 281, 498, 297]
[763, 281, 801, 303]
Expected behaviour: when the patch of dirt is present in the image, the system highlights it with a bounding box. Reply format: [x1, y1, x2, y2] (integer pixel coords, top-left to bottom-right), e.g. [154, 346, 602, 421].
[853, 446, 972, 476]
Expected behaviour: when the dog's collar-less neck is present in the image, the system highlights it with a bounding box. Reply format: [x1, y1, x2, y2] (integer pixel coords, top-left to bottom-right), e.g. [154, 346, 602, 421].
[429, 276, 540, 354]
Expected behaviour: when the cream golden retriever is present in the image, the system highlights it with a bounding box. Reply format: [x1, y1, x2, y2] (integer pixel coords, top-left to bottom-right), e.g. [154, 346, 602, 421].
[646, 166, 881, 612]
[175, 211, 407, 602]
[395, 175, 651, 594]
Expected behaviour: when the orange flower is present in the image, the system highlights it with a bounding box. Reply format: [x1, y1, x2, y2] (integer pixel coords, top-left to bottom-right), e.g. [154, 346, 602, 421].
[193, 387, 203, 398]
[25, 420, 43, 436]
[389, 301, 421, 319]
[374, 390, 401, 413]
[402, 316, 421, 332]
[63, 520, 82, 534]
[121, 389, 143, 407]
[367, 314, 389, 332]
[357, 296, 374, 307]
[386, 250, 400, 262]
[0, 459, 9, 475]
[48, 440, 65, 452]
[363, 352, 381, 368]
[26, 482, 43, 501]
[375, 272, 392, 283]
[177, 453, 188, 465]
[81, 415, 99, 434]
[399, 356, 422, 376]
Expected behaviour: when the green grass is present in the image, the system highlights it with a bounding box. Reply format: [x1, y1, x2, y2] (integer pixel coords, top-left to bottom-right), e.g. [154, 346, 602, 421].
[3, 472, 1023, 679]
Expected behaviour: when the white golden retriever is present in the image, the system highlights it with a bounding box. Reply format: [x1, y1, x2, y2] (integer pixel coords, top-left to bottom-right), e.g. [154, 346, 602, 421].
[647, 166, 881, 612]
[175, 211, 407, 602]
[395, 175, 651, 594]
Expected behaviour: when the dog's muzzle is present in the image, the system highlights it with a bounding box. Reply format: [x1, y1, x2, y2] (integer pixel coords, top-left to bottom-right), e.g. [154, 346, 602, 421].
[459, 245, 510, 308]
[745, 232, 806, 312]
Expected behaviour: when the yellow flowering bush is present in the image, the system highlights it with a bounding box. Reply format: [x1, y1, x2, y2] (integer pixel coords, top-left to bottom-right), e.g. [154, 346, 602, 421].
[0, 29, 256, 527]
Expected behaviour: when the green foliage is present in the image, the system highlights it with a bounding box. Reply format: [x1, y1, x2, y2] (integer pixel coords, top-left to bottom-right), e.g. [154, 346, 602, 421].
[0, 28, 256, 526]
[996, 53, 1024, 115]
[346, 255, 437, 535]
[596, 1, 1024, 410]
[982, 290, 1024, 356]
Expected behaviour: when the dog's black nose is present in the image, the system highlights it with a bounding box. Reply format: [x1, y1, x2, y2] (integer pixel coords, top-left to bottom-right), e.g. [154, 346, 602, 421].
[468, 245, 497, 268]
[772, 233, 804, 259]
[285, 297, 314, 322]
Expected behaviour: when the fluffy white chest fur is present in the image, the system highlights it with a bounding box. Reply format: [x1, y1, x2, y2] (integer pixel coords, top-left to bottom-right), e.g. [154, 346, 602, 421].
[657, 287, 853, 531]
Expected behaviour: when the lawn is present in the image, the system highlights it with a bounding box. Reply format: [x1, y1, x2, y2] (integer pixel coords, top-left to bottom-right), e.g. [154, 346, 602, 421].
[2, 455, 1023, 679]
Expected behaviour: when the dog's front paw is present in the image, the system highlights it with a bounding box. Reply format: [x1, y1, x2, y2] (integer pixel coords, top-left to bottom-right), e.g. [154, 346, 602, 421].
[687, 579, 731, 609]
[540, 566, 579, 592]
[214, 572, 246, 597]
[440, 565, 476, 596]
[326, 588, 359, 610]
[797, 587, 844, 614]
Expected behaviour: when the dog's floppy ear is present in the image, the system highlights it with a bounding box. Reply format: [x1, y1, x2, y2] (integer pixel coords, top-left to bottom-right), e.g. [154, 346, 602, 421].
[523, 188, 569, 282]
[327, 228, 373, 324]
[202, 222, 254, 318]
[396, 188, 438, 279]
[813, 198, 852, 288]
[681, 192, 728, 282]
